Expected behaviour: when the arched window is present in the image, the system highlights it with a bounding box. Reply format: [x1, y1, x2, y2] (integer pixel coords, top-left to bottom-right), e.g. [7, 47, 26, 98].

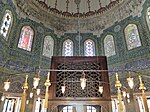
[84, 39, 95, 56]
[63, 39, 73, 56]
[43, 36, 54, 58]
[18, 26, 34, 51]
[146, 7, 150, 30]
[104, 35, 116, 57]
[0, 10, 13, 40]
[124, 24, 141, 50]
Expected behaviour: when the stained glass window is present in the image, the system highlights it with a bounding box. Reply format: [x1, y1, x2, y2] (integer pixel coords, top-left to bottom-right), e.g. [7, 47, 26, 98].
[63, 39, 73, 56]
[104, 35, 116, 57]
[124, 24, 141, 50]
[43, 36, 54, 58]
[18, 26, 34, 51]
[0, 10, 13, 40]
[146, 7, 150, 30]
[84, 39, 95, 56]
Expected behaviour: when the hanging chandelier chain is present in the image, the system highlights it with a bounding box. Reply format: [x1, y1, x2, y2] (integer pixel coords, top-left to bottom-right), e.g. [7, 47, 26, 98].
[78, 17, 81, 56]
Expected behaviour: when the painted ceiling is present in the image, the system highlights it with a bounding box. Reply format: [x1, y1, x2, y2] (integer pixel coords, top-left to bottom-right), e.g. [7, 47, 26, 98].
[38, 0, 119, 17]
[13, 0, 145, 36]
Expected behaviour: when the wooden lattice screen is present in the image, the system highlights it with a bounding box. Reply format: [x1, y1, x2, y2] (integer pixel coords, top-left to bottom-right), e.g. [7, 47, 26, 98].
[48, 56, 112, 112]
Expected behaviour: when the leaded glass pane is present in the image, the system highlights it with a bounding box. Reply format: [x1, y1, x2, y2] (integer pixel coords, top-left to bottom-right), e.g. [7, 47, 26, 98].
[18, 26, 34, 51]
[125, 24, 141, 50]
[104, 35, 116, 57]
[0, 10, 13, 40]
[43, 36, 54, 58]
[84, 39, 95, 56]
[63, 39, 73, 56]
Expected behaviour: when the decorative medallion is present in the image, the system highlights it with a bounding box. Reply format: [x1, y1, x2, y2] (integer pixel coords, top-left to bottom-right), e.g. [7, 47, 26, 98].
[37, 26, 44, 33]
[75, 35, 82, 41]
[114, 25, 121, 32]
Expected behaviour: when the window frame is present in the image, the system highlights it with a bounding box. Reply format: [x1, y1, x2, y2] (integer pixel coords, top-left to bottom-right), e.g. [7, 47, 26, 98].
[0, 10, 13, 41]
[62, 39, 73, 56]
[124, 24, 141, 50]
[104, 35, 116, 57]
[42, 35, 54, 58]
[84, 39, 95, 56]
[17, 25, 34, 51]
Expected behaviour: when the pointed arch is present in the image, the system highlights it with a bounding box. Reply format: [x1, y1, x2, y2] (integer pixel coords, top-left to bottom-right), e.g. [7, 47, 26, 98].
[62, 39, 73, 56]
[43, 35, 54, 58]
[124, 24, 141, 50]
[104, 35, 116, 57]
[84, 39, 95, 56]
[18, 26, 34, 51]
[146, 7, 150, 31]
[0, 10, 13, 40]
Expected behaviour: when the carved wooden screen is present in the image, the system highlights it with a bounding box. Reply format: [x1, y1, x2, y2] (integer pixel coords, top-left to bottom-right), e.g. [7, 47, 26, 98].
[49, 56, 111, 100]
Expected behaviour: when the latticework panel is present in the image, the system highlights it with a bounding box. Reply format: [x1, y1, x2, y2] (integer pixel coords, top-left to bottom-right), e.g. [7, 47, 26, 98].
[56, 62, 102, 97]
